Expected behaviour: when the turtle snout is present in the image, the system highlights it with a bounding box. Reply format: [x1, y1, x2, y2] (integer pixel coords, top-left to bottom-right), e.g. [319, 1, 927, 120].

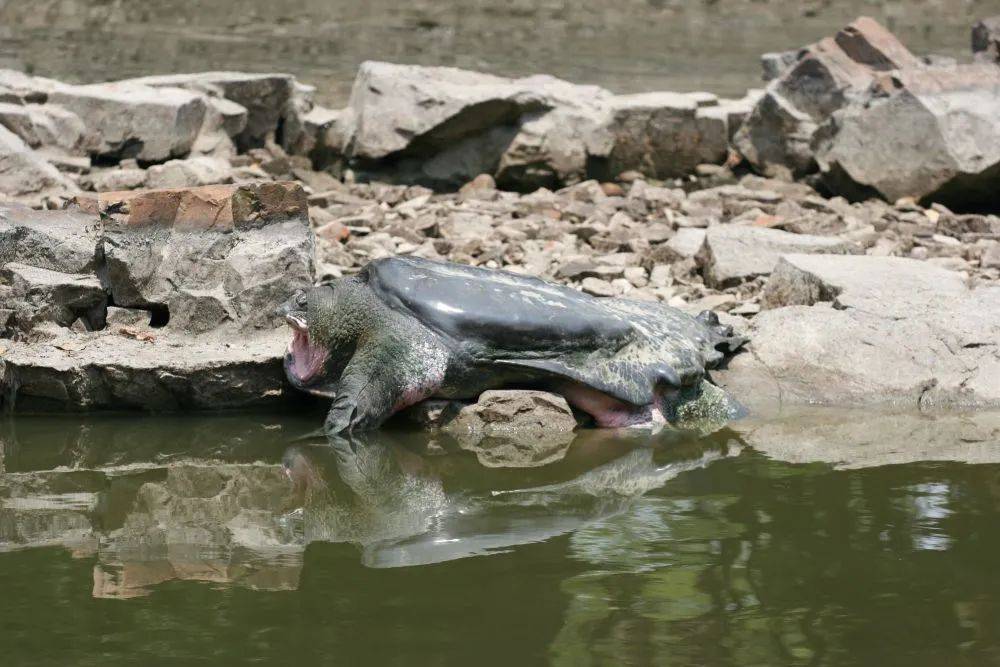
[275, 289, 308, 319]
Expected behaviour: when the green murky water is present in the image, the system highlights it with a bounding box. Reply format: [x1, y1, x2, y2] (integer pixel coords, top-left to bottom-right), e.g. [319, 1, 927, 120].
[2, 411, 1000, 665]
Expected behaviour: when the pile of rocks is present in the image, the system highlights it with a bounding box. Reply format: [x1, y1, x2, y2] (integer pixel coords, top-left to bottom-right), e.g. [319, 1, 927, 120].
[306, 173, 999, 314]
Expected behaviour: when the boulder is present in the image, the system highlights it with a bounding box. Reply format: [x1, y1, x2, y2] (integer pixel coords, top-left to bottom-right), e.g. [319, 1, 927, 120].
[126, 72, 294, 149]
[97, 184, 313, 334]
[699, 224, 855, 287]
[441, 390, 577, 467]
[716, 254, 1000, 412]
[735, 17, 919, 179]
[814, 64, 1000, 210]
[972, 16, 1000, 63]
[336, 61, 764, 187]
[49, 82, 206, 162]
[0, 102, 90, 155]
[607, 92, 730, 179]
[0, 125, 77, 200]
[338, 61, 614, 188]
[0, 182, 314, 411]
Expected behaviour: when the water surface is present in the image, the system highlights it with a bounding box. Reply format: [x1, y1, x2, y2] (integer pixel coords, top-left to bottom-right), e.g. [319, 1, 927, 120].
[2, 410, 1000, 665]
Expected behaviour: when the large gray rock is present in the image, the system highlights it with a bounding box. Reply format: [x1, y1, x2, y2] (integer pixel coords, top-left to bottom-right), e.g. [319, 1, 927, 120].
[340, 61, 614, 189]
[1, 262, 106, 332]
[700, 224, 855, 287]
[126, 72, 294, 149]
[607, 92, 730, 179]
[0, 125, 77, 200]
[441, 390, 577, 468]
[716, 254, 1000, 412]
[0, 183, 315, 412]
[48, 82, 206, 162]
[0, 205, 98, 273]
[735, 17, 920, 179]
[814, 64, 1000, 209]
[100, 215, 313, 334]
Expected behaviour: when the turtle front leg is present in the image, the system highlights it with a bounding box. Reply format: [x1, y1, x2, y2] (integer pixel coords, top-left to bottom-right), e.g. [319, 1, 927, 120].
[323, 354, 389, 434]
[323, 346, 407, 435]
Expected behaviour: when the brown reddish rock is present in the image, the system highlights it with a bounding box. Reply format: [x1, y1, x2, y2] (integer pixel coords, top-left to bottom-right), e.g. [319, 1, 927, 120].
[96, 182, 307, 231]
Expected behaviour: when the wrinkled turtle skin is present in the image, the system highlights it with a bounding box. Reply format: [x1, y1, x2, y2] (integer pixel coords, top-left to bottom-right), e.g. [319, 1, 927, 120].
[279, 256, 746, 434]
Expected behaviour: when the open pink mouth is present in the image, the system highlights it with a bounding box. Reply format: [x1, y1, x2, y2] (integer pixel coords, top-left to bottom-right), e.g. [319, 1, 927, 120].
[286, 314, 330, 384]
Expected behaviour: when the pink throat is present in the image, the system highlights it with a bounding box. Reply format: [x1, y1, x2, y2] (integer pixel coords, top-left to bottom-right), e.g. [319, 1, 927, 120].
[287, 324, 329, 383]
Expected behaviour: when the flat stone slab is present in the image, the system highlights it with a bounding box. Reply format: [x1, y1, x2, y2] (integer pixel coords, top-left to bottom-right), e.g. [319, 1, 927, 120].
[701, 224, 855, 287]
[716, 254, 1000, 412]
[0, 329, 291, 411]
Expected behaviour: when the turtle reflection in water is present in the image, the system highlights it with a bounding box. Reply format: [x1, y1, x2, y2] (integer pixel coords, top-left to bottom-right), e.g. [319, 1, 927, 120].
[279, 257, 746, 434]
[282, 429, 743, 568]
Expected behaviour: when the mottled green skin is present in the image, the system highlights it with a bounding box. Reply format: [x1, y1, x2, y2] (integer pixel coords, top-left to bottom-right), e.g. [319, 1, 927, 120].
[286, 279, 451, 433]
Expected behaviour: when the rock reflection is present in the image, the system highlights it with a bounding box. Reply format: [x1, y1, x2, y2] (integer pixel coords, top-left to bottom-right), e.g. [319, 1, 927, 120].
[0, 416, 742, 597]
[734, 408, 1000, 469]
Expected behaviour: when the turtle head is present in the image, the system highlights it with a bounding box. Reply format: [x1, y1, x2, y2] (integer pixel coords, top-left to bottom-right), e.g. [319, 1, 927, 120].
[279, 284, 336, 392]
[279, 278, 373, 393]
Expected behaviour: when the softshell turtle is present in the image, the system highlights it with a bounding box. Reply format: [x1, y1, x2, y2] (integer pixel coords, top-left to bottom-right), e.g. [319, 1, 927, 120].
[279, 256, 746, 434]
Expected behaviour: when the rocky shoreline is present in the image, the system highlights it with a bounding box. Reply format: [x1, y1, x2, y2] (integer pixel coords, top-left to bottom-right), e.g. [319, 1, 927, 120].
[1, 16, 998, 422]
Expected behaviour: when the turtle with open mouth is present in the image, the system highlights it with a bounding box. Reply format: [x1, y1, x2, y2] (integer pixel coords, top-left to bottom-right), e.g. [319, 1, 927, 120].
[278, 256, 746, 434]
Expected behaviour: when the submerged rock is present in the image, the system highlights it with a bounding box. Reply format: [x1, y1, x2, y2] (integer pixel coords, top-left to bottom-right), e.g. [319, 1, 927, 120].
[441, 390, 577, 468]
